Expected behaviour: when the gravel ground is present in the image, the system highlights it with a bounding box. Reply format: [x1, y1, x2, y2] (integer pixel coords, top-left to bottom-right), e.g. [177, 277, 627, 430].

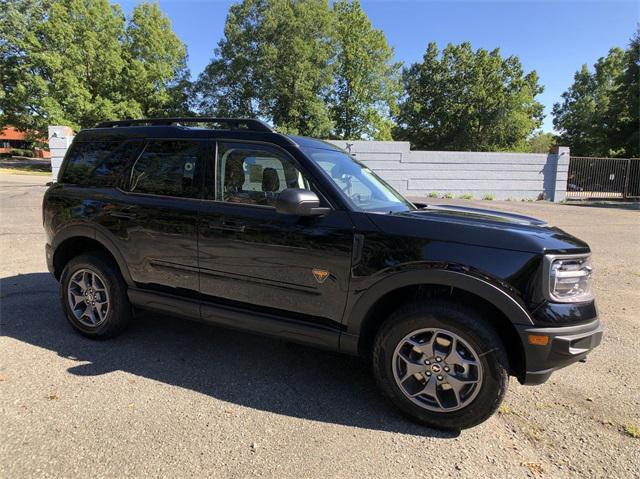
[1, 173, 639, 478]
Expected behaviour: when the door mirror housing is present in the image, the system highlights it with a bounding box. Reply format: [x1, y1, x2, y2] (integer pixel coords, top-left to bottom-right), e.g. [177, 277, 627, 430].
[275, 188, 330, 216]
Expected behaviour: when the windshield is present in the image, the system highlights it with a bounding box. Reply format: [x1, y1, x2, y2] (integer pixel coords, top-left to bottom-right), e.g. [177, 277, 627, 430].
[302, 147, 415, 213]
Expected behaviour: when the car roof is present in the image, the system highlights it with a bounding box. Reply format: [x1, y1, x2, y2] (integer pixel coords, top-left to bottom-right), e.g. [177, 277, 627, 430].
[286, 134, 344, 152]
[73, 117, 287, 143]
[72, 125, 293, 147]
[73, 120, 347, 154]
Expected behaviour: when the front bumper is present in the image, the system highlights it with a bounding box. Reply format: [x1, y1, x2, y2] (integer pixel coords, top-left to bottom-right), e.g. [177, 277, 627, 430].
[516, 318, 603, 385]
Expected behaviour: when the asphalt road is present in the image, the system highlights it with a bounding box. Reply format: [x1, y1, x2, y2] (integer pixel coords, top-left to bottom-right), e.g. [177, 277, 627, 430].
[1, 173, 639, 478]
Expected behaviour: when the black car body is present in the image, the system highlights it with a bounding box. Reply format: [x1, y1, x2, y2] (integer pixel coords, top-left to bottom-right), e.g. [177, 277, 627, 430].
[43, 118, 602, 429]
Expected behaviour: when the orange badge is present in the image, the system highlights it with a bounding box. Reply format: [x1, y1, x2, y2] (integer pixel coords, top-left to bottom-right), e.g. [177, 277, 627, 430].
[312, 269, 330, 284]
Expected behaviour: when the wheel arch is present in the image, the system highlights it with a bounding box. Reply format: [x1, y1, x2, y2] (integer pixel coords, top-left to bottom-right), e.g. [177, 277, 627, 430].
[52, 227, 133, 285]
[342, 270, 531, 381]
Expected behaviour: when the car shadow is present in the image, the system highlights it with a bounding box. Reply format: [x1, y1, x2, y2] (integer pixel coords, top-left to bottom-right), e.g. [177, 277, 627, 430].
[0, 272, 458, 438]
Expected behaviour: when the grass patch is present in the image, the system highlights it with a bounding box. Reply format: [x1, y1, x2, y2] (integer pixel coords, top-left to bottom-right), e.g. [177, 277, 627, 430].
[442, 192, 454, 199]
[0, 167, 51, 176]
[624, 424, 640, 438]
[458, 193, 474, 200]
[482, 193, 495, 200]
[498, 404, 514, 415]
[427, 192, 439, 198]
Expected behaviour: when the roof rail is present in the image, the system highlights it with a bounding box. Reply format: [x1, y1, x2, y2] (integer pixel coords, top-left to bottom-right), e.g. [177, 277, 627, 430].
[94, 117, 274, 132]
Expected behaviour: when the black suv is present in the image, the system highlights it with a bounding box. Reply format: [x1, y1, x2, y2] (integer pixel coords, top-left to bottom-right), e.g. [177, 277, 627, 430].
[43, 118, 602, 429]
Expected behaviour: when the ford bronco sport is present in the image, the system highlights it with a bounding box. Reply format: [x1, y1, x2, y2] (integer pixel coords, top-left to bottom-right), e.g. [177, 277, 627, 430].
[43, 118, 603, 429]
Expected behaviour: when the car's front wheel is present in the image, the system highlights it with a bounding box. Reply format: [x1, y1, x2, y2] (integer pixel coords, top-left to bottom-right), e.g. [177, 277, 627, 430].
[59, 253, 132, 338]
[372, 300, 509, 430]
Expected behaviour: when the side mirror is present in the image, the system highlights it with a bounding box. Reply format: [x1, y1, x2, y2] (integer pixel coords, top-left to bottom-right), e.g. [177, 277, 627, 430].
[275, 188, 330, 216]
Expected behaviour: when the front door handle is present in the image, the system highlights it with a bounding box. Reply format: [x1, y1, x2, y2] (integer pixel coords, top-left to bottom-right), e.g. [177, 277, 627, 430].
[208, 220, 246, 233]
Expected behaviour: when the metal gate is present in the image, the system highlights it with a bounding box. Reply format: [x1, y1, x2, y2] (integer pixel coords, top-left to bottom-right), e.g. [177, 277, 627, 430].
[567, 157, 640, 199]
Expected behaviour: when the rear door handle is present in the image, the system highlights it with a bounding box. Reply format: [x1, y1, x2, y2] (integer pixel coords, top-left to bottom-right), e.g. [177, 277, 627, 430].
[110, 209, 137, 220]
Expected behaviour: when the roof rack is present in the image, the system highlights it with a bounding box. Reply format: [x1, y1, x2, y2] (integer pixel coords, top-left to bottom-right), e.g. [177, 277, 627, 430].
[94, 117, 274, 132]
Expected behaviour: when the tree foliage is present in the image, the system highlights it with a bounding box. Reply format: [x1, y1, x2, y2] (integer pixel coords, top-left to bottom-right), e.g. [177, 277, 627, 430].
[552, 48, 625, 157]
[124, 2, 191, 117]
[194, 0, 334, 137]
[0, 0, 190, 132]
[607, 29, 639, 157]
[328, 0, 400, 140]
[394, 42, 544, 151]
[553, 28, 639, 158]
[194, 0, 400, 139]
[525, 131, 557, 153]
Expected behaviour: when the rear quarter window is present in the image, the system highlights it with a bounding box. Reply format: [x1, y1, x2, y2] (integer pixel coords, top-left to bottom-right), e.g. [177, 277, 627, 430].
[128, 140, 201, 198]
[60, 140, 143, 186]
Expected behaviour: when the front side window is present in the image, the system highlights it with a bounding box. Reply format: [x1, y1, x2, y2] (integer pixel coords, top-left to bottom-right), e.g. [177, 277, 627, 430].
[215, 142, 310, 207]
[302, 147, 415, 213]
[129, 140, 200, 197]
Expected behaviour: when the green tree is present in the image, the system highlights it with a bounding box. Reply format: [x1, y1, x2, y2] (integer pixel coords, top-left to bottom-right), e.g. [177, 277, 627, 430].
[525, 131, 557, 153]
[0, 0, 190, 133]
[552, 48, 625, 157]
[192, 0, 263, 118]
[607, 29, 639, 157]
[125, 2, 191, 117]
[194, 0, 334, 137]
[328, 0, 400, 140]
[394, 42, 544, 151]
[0, 0, 51, 135]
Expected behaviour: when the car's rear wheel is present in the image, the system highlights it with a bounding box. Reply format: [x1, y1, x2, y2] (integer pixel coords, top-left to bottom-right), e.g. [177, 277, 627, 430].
[59, 253, 132, 338]
[372, 300, 509, 430]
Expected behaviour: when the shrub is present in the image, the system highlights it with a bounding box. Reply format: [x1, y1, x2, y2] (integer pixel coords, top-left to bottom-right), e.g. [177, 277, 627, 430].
[458, 193, 473, 200]
[9, 148, 34, 158]
[442, 192, 454, 199]
[483, 193, 495, 200]
[427, 192, 439, 198]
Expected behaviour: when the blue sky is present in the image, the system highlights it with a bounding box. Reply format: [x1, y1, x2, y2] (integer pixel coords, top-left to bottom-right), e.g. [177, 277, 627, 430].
[119, 0, 638, 132]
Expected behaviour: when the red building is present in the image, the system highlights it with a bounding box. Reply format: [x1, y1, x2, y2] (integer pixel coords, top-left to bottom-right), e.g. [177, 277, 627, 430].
[0, 126, 51, 158]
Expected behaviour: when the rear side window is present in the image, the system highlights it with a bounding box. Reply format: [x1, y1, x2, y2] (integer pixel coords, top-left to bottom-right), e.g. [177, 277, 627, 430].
[60, 140, 142, 186]
[129, 140, 201, 198]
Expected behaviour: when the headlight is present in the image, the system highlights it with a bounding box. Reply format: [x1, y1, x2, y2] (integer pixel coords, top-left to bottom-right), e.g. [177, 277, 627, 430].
[543, 254, 593, 303]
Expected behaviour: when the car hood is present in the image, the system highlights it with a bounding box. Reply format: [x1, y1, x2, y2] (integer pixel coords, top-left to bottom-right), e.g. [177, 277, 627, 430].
[367, 204, 590, 254]
[418, 204, 548, 226]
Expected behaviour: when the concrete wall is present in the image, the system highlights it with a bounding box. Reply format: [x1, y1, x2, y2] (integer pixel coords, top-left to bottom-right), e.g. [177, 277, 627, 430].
[48, 126, 75, 181]
[328, 141, 569, 202]
[45, 124, 569, 201]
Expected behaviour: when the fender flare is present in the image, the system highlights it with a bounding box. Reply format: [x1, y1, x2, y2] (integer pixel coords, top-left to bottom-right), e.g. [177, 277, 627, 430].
[52, 225, 134, 286]
[341, 268, 533, 355]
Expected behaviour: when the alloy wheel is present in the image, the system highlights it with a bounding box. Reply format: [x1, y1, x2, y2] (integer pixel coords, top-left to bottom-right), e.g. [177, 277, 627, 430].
[67, 268, 110, 328]
[392, 328, 483, 412]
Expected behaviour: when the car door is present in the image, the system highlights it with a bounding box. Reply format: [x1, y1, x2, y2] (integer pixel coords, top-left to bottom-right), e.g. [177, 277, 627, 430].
[108, 138, 204, 295]
[197, 140, 354, 329]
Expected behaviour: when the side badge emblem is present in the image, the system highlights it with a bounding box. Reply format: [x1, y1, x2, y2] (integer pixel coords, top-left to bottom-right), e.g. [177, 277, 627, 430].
[312, 269, 330, 284]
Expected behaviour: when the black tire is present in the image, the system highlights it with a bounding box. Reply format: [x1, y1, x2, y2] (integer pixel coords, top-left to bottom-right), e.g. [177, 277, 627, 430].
[372, 300, 509, 430]
[59, 252, 132, 339]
